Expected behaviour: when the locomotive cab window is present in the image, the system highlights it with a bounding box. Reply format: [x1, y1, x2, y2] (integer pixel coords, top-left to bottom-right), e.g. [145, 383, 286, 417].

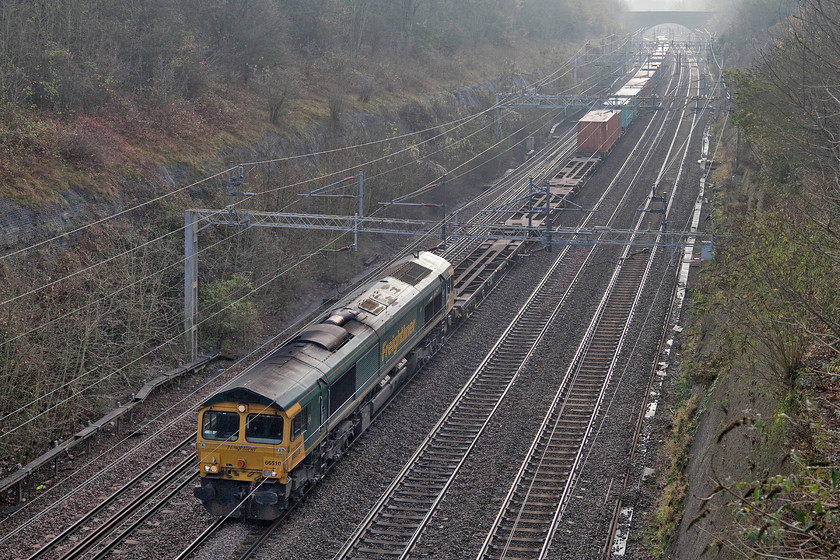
[202, 410, 240, 441]
[291, 412, 307, 440]
[245, 413, 284, 444]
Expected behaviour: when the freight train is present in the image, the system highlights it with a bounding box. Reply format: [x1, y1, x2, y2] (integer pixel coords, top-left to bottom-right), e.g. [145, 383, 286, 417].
[577, 40, 670, 156]
[542, 40, 670, 216]
[193, 251, 454, 520]
[192, 40, 671, 521]
[604, 39, 669, 132]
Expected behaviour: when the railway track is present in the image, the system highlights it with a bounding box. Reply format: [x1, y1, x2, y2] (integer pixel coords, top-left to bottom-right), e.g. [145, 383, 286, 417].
[332, 174, 664, 559]
[201, 44, 695, 560]
[174, 513, 287, 560]
[26, 436, 196, 560]
[332, 42, 702, 560]
[474, 46, 704, 560]
[334, 242, 591, 560]
[331, 101, 669, 558]
[16, 43, 703, 560]
[166, 128, 585, 560]
[475, 227, 656, 560]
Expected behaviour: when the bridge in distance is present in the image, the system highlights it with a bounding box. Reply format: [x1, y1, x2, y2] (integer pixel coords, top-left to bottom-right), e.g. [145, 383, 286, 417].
[625, 11, 716, 30]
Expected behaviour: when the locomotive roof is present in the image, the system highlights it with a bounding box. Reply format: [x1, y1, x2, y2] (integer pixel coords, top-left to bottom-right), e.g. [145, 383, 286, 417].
[201, 251, 451, 413]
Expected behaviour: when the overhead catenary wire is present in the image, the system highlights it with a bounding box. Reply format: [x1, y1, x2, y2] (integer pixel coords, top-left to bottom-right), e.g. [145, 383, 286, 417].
[0, 199, 468, 536]
[0, 109, 565, 541]
[0, 232, 348, 440]
[0, 169, 228, 263]
[571, 43, 725, 529]
[0, 34, 620, 310]
[0, 154, 336, 358]
[0, 223, 259, 423]
[0, 31, 664, 540]
[491, 43, 709, 557]
[254, 55, 614, 205]
[0, 77, 557, 308]
[4, 36, 676, 540]
[0, 58, 586, 426]
[0, 34, 648, 452]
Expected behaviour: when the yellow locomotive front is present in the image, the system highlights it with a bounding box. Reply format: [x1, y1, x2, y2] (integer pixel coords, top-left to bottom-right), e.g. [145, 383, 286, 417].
[194, 400, 307, 519]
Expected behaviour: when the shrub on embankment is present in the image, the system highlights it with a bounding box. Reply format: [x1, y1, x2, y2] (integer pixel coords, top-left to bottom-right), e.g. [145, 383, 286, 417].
[649, 1, 840, 557]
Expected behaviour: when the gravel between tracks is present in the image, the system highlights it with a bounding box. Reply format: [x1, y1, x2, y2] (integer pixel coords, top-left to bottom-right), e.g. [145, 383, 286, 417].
[0, 97, 708, 560]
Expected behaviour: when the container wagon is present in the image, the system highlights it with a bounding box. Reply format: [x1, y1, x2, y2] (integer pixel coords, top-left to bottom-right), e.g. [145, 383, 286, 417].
[577, 110, 622, 154]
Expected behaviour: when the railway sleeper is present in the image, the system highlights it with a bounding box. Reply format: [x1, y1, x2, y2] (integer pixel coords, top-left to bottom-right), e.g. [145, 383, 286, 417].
[442, 420, 483, 430]
[379, 511, 427, 521]
[497, 514, 551, 524]
[512, 489, 561, 500]
[411, 460, 457, 471]
[426, 448, 471, 459]
[546, 424, 584, 434]
[489, 539, 544, 551]
[385, 504, 432, 514]
[495, 529, 550, 541]
[534, 446, 580, 457]
[361, 537, 413, 546]
[392, 496, 436, 504]
[523, 467, 570, 480]
[551, 409, 591, 419]
[354, 547, 405, 557]
[494, 527, 551, 538]
[404, 474, 449, 485]
[365, 526, 415, 536]
[501, 502, 556, 516]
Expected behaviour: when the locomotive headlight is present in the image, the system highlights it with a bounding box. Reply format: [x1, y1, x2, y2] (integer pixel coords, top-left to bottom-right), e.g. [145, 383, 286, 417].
[209, 465, 219, 473]
[204, 465, 211, 472]
[237, 403, 247, 413]
[263, 469, 278, 478]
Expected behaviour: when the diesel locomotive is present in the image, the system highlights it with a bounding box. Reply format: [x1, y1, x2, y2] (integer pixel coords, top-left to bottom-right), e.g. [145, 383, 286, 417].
[193, 251, 454, 520]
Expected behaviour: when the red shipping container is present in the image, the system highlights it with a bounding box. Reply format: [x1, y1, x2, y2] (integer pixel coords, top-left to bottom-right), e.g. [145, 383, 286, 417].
[577, 110, 622, 154]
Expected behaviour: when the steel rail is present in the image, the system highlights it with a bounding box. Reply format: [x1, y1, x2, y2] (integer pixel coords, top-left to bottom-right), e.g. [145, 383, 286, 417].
[25, 435, 194, 560]
[172, 517, 226, 560]
[477, 235, 653, 560]
[139, 120, 584, 560]
[58, 455, 195, 560]
[333, 241, 586, 560]
[477, 45, 703, 560]
[84, 471, 197, 560]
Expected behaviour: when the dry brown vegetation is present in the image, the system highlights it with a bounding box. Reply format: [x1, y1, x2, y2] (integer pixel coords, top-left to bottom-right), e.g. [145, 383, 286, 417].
[0, 0, 625, 477]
